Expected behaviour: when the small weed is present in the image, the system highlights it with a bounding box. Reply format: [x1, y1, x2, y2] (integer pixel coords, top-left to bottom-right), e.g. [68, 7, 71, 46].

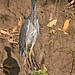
[31, 69, 48, 75]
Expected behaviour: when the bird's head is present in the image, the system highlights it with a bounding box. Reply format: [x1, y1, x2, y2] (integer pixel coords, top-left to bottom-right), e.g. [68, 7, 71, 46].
[32, 0, 38, 3]
[31, 0, 38, 10]
[34, 0, 38, 2]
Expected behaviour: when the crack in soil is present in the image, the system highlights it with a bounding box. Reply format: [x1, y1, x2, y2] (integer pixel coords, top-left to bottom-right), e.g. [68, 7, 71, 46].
[8, 9, 16, 16]
[7, 0, 10, 7]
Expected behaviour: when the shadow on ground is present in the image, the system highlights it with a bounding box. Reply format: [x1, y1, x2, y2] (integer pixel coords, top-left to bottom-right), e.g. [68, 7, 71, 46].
[3, 46, 20, 75]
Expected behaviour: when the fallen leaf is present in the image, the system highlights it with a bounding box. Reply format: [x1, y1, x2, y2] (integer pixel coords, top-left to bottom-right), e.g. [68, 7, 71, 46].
[47, 19, 57, 27]
[50, 30, 55, 34]
[58, 27, 62, 31]
[18, 16, 22, 26]
[64, 32, 68, 35]
[0, 36, 8, 40]
[50, 30, 53, 33]
[0, 30, 10, 35]
[3, 28, 9, 31]
[66, 0, 74, 6]
[63, 19, 70, 31]
[12, 26, 17, 32]
[69, 13, 74, 18]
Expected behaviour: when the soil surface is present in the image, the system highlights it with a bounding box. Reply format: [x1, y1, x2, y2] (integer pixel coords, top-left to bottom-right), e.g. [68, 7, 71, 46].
[0, 0, 75, 75]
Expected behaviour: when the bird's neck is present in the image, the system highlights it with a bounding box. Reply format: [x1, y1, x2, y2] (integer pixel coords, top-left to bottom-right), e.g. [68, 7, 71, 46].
[31, 1, 36, 21]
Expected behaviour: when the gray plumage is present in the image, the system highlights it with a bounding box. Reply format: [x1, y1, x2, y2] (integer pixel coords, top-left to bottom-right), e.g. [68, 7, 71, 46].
[19, 0, 40, 56]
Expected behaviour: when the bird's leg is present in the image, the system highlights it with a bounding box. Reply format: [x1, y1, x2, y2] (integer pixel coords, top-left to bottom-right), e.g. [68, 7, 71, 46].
[29, 47, 34, 75]
[26, 48, 29, 75]
[30, 47, 34, 57]
[29, 47, 34, 64]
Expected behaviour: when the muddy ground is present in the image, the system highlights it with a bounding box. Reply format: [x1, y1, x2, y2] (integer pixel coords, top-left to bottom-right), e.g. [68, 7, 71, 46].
[0, 0, 75, 75]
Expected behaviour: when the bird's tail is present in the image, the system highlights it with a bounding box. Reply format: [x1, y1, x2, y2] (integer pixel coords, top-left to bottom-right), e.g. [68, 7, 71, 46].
[20, 48, 26, 56]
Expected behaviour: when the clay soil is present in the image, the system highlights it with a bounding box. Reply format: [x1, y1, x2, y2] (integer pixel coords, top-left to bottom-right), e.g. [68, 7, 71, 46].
[0, 0, 75, 75]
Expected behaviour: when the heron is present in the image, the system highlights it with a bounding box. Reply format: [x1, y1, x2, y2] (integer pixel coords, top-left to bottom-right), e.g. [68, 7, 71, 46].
[19, 0, 40, 75]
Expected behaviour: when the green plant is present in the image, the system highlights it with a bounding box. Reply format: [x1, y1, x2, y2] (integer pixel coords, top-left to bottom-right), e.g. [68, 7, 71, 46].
[31, 69, 48, 75]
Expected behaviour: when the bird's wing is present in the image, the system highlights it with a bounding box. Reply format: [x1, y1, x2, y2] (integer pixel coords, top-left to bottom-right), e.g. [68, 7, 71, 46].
[25, 19, 34, 45]
[19, 19, 28, 56]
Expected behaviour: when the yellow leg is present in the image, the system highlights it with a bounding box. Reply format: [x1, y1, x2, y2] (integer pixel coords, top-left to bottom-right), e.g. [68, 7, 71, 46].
[29, 47, 34, 64]
[29, 47, 35, 75]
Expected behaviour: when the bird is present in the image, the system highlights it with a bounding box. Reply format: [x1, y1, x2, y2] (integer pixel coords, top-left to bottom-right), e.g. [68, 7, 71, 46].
[19, 0, 40, 75]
